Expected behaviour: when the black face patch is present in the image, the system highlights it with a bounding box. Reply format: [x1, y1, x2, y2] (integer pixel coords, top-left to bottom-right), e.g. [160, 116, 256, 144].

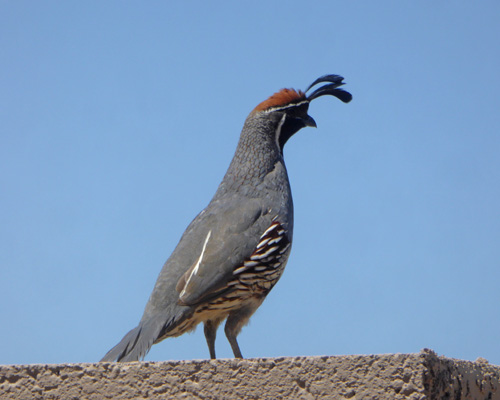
[277, 115, 308, 151]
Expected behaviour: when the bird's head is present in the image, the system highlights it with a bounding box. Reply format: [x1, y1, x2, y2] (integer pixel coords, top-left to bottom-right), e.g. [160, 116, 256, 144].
[251, 74, 352, 151]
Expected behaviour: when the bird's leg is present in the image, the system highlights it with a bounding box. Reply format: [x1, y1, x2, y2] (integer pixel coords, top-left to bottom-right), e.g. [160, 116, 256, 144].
[204, 319, 219, 359]
[224, 314, 245, 359]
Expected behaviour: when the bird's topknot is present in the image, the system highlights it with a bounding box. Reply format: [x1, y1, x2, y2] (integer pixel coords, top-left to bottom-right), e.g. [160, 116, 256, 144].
[253, 88, 306, 113]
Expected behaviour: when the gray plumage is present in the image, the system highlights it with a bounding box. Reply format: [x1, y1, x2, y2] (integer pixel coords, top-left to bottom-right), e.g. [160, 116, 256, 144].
[101, 74, 352, 362]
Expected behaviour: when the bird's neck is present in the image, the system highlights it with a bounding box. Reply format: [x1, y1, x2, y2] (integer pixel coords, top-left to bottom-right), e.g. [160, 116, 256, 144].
[216, 118, 284, 198]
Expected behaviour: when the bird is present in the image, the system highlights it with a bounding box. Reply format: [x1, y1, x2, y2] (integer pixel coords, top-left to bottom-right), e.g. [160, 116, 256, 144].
[100, 74, 352, 362]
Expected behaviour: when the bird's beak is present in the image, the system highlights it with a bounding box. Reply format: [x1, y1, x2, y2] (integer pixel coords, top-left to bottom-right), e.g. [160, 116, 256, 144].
[303, 114, 317, 128]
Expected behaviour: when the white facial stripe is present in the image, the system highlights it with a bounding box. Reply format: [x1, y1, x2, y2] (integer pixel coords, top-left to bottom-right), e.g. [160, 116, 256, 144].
[275, 114, 287, 150]
[264, 100, 310, 113]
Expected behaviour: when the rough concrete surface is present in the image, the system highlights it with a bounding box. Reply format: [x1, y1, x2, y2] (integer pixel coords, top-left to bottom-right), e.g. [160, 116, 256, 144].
[0, 349, 498, 399]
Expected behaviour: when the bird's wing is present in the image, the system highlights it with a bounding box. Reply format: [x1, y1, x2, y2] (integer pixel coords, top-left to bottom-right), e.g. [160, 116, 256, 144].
[174, 197, 273, 306]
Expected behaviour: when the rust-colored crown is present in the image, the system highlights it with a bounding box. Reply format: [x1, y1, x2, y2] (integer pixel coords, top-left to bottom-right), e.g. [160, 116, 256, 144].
[253, 88, 306, 113]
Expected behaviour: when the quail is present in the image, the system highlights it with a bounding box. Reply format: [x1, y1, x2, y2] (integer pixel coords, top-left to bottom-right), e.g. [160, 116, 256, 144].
[101, 74, 352, 362]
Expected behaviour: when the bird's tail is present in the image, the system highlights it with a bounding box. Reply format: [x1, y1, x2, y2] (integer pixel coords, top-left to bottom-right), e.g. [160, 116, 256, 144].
[100, 317, 164, 362]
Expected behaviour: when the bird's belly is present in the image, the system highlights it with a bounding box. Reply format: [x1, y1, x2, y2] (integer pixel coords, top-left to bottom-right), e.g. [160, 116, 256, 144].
[158, 255, 289, 340]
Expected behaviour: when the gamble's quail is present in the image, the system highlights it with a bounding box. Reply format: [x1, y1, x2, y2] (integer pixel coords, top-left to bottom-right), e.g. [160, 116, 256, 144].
[101, 74, 352, 362]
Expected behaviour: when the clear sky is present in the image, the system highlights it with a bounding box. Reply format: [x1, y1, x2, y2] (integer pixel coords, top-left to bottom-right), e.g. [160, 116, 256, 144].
[1, 1, 499, 366]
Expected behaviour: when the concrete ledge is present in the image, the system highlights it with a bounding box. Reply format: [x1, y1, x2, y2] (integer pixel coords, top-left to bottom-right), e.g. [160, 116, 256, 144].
[1, 349, 499, 399]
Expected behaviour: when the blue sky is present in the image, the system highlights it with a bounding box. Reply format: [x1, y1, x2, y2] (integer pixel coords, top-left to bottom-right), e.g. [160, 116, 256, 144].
[1, 2, 499, 366]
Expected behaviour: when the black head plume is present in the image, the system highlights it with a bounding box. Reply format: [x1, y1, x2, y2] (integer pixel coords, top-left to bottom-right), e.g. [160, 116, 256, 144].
[306, 74, 352, 104]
